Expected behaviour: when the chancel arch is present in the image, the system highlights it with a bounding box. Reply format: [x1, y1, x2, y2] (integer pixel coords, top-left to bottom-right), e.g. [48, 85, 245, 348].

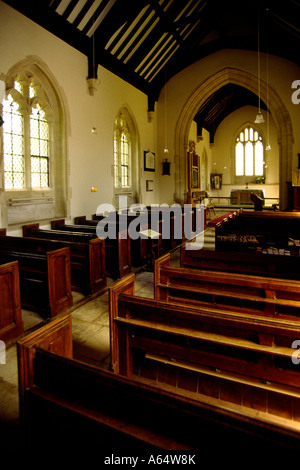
[174, 67, 294, 210]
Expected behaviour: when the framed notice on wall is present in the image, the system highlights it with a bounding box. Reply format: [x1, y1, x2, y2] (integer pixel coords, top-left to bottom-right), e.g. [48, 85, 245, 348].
[146, 180, 154, 191]
[144, 151, 155, 171]
[210, 173, 222, 190]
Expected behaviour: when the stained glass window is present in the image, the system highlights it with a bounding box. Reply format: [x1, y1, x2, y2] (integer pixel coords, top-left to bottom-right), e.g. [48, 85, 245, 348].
[114, 115, 131, 188]
[3, 95, 25, 189]
[30, 105, 49, 188]
[2, 77, 51, 190]
[235, 126, 264, 178]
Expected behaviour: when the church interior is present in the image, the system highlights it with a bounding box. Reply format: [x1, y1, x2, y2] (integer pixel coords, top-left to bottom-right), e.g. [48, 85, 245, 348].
[1, 0, 300, 462]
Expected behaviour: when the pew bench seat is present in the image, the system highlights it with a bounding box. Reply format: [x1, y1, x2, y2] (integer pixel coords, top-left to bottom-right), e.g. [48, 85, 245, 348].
[109, 273, 300, 452]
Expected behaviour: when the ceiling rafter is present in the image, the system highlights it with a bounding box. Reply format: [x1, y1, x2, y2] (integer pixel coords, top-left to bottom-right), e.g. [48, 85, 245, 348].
[3, 0, 300, 132]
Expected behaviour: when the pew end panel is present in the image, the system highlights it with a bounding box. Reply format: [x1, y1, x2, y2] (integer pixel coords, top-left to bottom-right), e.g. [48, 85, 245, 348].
[17, 311, 73, 422]
[88, 238, 107, 294]
[74, 216, 87, 224]
[0, 261, 23, 343]
[118, 229, 132, 279]
[51, 219, 66, 230]
[21, 225, 107, 296]
[109, 273, 135, 373]
[22, 223, 40, 237]
[46, 247, 73, 316]
[154, 253, 171, 300]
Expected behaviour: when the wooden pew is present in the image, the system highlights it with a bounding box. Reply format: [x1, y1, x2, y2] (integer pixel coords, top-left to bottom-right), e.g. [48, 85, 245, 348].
[74, 215, 148, 268]
[109, 274, 300, 455]
[92, 210, 164, 264]
[17, 311, 73, 421]
[154, 253, 300, 318]
[215, 212, 300, 254]
[49, 219, 131, 279]
[0, 235, 72, 317]
[17, 309, 300, 456]
[0, 260, 23, 343]
[22, 224, 107, 294]
[240, 210, 300, 219]
[180, 244, 300, 280]
[91, 205, 201, 258]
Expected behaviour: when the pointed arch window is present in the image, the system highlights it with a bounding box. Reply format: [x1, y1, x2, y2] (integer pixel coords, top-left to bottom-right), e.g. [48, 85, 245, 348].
[114, 114, 131, 189]
[2, 75, 51, 190]
[235, 126, 264, 179]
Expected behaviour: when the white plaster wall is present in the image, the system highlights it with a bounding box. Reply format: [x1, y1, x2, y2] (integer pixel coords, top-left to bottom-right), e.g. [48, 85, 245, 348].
[0, 2, 159, 229]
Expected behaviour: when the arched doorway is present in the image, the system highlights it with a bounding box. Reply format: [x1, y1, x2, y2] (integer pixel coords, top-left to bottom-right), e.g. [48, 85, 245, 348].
[174, 67, 294, 210]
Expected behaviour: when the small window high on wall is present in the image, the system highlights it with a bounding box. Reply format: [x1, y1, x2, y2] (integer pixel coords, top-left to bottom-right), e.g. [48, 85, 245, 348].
[235, 126, 264, 182]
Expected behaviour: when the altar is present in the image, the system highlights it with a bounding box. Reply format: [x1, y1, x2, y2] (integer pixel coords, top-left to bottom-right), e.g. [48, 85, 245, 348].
[230, 189, 264, 205]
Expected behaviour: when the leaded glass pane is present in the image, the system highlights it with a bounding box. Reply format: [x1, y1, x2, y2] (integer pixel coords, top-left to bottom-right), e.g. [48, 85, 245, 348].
[13, 172, 25, 189]
[40, 121, 49, 140]
[255, 141, 264, 175]
[30, 104, 50, 188]
[5, 173, 13, 189]
[31, 173, 40, 188]
[40, 158, 48, 173]
[30, 118, 39, 138]
[31, 156, 40, 172]
[31, 156, 49, 188]
[245, 141, 254, 175]
[31, 138, 39, 155]
[13, 155, 24, 172]
[235, 141, 244, 175]
[4, 155, 12, 172]
[40, 140, 48, 156]
[40, 173, 48, 187]
[4, 134, 12, 154]
[3, 94, 25, 189]
[12, 114, 23, 134]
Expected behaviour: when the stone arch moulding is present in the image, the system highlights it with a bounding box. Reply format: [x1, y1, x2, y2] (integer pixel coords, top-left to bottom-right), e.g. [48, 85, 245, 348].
[113, 104, 140, 208]
[174, 67, 294, 210]
[3, 56, 70, 221]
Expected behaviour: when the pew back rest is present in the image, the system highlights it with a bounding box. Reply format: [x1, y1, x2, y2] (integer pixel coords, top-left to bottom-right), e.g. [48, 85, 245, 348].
[156, 253, 300, 318]
[180, 245, 300, 280]
[110, 275, 300, 439]
[17, 311, 73, 419]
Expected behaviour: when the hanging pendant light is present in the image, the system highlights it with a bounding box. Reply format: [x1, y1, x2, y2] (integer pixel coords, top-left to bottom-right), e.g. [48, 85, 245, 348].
[87, 2, 98, 135]
[163, 67, 168, 154]
[255, 7, 265, 124]
[265, 20, 271, 150]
